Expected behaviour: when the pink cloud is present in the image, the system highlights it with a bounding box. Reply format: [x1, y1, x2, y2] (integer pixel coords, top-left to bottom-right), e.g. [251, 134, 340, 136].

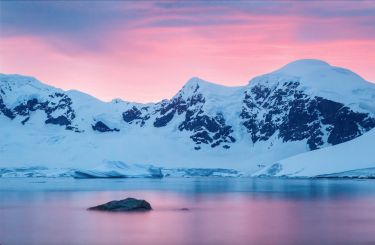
[1, 13, 374, 102]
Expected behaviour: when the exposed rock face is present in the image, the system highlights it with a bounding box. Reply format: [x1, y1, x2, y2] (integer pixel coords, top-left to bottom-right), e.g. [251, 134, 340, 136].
[88, 198, 152, 212]
[240, 79, 375, 150]
[0, 97, 14, 119]
[119, 76, 375, 151]
[0, 76, 80, 131]
[121, 82, 238, 149]
[122, 106, 150, 127]
[92, 121, 119, 132]
[155, 86, 236, 149]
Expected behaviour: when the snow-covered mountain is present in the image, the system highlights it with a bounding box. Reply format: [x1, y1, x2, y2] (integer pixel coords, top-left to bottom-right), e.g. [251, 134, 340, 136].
[1, 59, 374, 174]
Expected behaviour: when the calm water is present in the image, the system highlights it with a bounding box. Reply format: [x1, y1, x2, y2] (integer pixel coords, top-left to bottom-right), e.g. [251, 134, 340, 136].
[1, 178, 375, 245]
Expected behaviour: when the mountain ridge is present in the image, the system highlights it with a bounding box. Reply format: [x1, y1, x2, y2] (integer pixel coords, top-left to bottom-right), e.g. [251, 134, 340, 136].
[1, 59, 375, 173]
[2, 58, 374, 106]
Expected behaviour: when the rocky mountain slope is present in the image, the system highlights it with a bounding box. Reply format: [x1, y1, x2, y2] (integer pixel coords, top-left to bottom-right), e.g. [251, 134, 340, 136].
[1, 59, 374, 173]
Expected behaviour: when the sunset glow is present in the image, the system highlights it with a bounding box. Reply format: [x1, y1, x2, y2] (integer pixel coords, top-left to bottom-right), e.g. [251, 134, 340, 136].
[1, 1, 374, 102]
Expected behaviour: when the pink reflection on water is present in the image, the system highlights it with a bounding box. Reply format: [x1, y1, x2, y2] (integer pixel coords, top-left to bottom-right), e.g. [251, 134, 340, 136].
[1, 190, 375, 244]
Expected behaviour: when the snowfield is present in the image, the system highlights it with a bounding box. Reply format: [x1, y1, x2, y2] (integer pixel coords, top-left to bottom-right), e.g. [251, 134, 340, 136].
[253, 129, 375, 178]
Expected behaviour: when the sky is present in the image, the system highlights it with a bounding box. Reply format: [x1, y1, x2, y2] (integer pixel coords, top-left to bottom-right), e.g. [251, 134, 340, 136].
[0, 1, 375, 102]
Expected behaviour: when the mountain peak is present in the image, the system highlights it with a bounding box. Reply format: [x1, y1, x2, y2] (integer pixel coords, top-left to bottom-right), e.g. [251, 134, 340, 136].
[285, 59, 329, 66]
[0, 74, 65, 106]
[178, 77, 244, 98]
[183, 76, 215, 88]
[274, 59, 331, 76]
[0, 74, 44, 87]
[248, 59, 375, 106]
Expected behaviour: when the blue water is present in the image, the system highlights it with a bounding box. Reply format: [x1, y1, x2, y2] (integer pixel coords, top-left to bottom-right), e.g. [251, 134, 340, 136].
[1, 178, 375, 245]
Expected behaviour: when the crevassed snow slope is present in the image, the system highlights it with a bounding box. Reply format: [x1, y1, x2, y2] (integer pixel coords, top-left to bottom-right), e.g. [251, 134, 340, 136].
[253, 129, 375, 177]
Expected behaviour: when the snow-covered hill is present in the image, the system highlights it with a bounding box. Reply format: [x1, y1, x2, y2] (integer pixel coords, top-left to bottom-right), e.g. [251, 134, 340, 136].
[1, 59, 375, 175]
[252, 129, 375, 178]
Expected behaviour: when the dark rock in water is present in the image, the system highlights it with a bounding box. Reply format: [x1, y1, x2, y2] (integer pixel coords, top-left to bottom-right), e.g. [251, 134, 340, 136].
[179, 208, 190, 211]
[88, 198, 152, 212]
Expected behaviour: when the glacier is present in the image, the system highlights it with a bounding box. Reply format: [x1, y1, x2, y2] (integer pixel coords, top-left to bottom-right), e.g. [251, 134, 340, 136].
[253, 129, 375, 178]
[0, 162, 244, 178]
[72, 161, 163, 179]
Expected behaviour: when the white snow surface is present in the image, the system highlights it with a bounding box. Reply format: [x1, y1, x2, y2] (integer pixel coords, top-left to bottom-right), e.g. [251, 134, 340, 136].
[253, 129, 375, 178]
[1, 59, 375, 177]
[318, 168, 375, 179]
[250, 59, 375, 113]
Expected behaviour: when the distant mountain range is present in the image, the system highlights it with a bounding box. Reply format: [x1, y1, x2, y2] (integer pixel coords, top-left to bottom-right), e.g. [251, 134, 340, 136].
[1, 59, 374, 175]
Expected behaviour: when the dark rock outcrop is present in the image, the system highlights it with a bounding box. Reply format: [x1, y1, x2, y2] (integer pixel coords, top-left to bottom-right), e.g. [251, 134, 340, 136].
[121, 89, 237, 149]
[122, 106, 150, 127]
[0, 90, 78, 131]
[88, 198, 152, 212]
[0, 97, 15, 119]
[92, 121, 120, 132]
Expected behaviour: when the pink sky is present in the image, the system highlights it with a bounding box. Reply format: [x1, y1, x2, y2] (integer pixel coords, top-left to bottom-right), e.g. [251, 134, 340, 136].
[1, 1, 375, 102]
